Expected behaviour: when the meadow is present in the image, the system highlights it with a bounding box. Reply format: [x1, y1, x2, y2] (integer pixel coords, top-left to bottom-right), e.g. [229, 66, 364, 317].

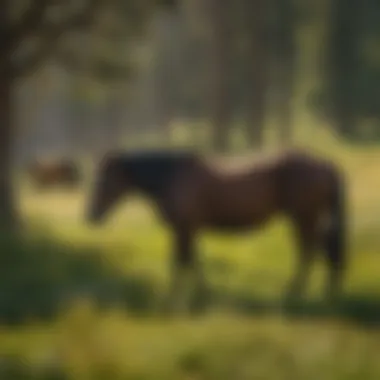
[1, 124, 380, 379]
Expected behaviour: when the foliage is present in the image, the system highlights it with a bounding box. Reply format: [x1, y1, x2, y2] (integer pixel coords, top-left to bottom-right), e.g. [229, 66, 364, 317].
[6, 0, 176, 77]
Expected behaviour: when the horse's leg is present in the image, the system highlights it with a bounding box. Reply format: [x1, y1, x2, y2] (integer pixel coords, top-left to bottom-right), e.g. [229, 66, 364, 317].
[194, 252, 207, 289]
[285, 217, 318, 301]
[190, 247, 210, 311]
[321, 221, 345, 302]
[324, 238, 345, 302]
[324, 257, 344, 303]
[166, 227, 195, 314]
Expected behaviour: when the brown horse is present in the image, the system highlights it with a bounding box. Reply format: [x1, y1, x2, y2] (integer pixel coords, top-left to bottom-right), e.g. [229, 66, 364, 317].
[86, 148, 347, 310]
[27, 158, 82, 190]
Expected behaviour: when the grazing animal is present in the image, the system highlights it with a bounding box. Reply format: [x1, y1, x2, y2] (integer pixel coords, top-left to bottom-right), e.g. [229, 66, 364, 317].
[27, 158, 82, 189]
[87, 148, 347, 310]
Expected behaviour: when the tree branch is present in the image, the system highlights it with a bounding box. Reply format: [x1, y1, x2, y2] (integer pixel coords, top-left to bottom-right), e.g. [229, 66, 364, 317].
[13, 0, 103, 78]
[11, 0, 51, 50]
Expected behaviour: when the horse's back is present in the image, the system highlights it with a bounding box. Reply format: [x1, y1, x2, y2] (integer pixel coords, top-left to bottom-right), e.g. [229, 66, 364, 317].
[196, 148, 340, 210]
[200, 149, 284, 175]
[276, 149, 338, 182]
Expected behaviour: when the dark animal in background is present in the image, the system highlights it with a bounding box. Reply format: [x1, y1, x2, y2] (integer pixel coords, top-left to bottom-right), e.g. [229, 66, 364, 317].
[87, 148, 347, 311]
[27, 158, 82, 189]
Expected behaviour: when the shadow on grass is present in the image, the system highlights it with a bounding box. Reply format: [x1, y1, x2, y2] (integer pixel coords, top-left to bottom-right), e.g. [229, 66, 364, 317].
[1, 228, 379, 329]
[195, 289, 380, 328]
[185, 257, 380, 328]
[0, 228, 157, 325]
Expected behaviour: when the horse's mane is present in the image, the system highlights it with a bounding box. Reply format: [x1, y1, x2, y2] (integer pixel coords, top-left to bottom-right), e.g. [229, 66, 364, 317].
[102, 149, 196, 196]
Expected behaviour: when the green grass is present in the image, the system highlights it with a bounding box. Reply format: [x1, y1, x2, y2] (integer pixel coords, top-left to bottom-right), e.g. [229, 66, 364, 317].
[2, 129, 380, 379]
[1, 313, 380, 380]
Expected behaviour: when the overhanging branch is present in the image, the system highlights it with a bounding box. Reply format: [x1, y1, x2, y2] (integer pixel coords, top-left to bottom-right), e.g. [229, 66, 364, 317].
[13, 0, 103, 78]
[10, 0, 51, 51]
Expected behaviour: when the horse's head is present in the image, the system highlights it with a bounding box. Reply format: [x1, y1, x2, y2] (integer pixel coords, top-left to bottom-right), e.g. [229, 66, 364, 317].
[87, 153, 130, 224]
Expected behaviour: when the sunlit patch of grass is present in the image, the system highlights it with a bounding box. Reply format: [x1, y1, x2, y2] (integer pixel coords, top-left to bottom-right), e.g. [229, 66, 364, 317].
[0, 311, 379, 379]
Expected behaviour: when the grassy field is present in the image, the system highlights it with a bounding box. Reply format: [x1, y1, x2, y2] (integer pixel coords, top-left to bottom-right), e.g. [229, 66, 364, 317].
[1, 128, 380, 379]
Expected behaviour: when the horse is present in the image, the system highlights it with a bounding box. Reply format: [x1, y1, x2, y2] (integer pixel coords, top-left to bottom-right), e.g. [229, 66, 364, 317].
[26, 158, 82, 190]
[86, 148, 347, 311]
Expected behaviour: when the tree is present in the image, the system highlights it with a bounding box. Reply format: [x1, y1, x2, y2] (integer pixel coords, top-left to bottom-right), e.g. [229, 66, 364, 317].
[208, 0, 234, 153]
[243, 0, 270, 148]
[58, 1, 163, 157]
[324, 0, 359, 139]
[272, 0, 296, 145]
[0, 0, 175, 230]
[0, 0, 102, 229]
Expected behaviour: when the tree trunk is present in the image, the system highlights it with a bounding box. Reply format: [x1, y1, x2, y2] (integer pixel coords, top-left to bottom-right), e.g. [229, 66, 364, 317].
[98, 89, 125, 151]
[326, 0, 359, 138]
[244, 0, 269, 148]
[209, 0, 233, 153]
[0, 74, 20, 231]
[275, 65, 295, 144]
[272, 0, 296, 145]
[152, 9, 178, 142]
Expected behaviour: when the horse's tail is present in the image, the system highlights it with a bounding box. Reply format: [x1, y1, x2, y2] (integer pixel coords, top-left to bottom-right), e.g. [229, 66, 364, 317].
[323, 169, 347, 273]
